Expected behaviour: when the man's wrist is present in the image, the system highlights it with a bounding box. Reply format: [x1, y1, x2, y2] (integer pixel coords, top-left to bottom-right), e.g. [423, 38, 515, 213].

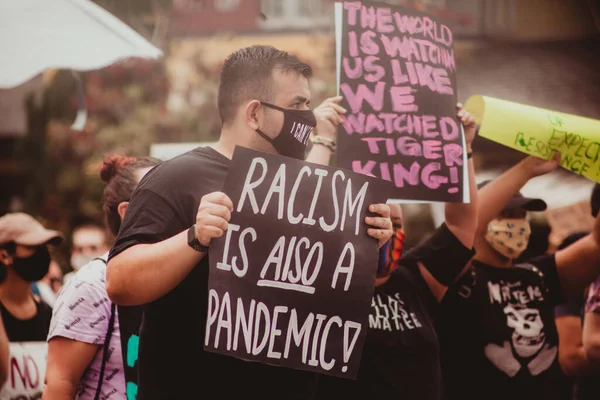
[511, 161, 536, 185]
[311, 136, 336, 153]
[313, 129, 336, 140]
[516, 158, 541, 180]
[187, 225, 209, 252]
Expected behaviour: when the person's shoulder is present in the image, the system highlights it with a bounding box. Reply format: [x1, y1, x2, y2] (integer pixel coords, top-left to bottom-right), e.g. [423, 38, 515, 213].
[388, 264, 420, 287]
[66, 256, 109, 291]
[137, 146, 228, 193]
[152, 146, 226, 176]
[524, 253, 555, 268]
[517, 253, 556, 277]
[35, 296, 53, 318]
[79, 256, 108, 277]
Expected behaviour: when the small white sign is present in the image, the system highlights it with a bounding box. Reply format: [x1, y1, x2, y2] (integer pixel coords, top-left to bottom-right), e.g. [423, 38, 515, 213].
[0, 342, 48, 399]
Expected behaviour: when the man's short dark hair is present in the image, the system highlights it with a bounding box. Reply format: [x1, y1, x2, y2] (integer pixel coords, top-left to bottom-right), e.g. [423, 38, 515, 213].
[217, 45, 313, 125]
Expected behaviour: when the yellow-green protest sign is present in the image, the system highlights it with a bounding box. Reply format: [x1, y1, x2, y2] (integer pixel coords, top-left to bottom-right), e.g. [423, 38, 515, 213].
[465, 95, 600, 183]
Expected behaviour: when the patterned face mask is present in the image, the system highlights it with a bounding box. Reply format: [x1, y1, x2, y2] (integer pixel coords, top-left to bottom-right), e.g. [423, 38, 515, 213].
[485, 218, 531, 259]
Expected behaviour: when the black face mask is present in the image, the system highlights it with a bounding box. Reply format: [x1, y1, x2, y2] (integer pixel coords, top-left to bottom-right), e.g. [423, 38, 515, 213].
[256, 102, 317, 160]
[11, 246, 51, 282]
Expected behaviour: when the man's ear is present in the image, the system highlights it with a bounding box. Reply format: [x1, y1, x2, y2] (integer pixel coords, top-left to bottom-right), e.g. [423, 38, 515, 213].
[117, 201, 129, 221]
[0, 249, 12, 266]
[245, 100, 262, 130]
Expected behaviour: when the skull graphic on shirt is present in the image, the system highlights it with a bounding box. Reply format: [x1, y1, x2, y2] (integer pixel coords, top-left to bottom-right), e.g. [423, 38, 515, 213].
[484, 303, 557, 377]
[504, 304, 545, 358]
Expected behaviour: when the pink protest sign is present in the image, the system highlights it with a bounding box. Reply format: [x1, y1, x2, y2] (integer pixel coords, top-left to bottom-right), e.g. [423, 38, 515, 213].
[335, 1, 467, 203]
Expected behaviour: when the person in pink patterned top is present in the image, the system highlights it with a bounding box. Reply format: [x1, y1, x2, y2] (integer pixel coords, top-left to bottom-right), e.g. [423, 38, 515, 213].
[583, 273, 600, 365]
[44, 155, 160, 400]
[583, 183, 600, 369]
[586, 279, 600, 314]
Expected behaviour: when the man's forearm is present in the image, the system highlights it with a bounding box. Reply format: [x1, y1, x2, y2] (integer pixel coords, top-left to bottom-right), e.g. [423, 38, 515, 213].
[42, 382, 77, 400]
[305, 144, 333, 165]
[583, 312, 600, 365]
[445, 145, 477, 248]
[107, 230, 204, 306]
[476, 160, 532, 234]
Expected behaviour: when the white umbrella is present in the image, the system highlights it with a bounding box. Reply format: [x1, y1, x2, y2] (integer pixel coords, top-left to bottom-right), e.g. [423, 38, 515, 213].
[0, 0, 163, 89]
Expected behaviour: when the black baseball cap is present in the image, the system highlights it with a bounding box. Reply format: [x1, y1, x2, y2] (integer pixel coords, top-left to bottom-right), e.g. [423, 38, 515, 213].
[591, 183, 600, 218]
[477, 180, 547, 212]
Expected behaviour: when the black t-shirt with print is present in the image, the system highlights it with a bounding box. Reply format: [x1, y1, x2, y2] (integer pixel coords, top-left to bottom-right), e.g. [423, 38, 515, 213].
[109, 146, 317, 400]
[437, 255, 564, 400]
[0, 298, 52, 342]
[314, 224, 475, 400]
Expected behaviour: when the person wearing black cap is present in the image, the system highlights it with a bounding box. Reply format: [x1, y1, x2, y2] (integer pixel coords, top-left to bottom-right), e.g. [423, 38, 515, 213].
[436, 153, 600, 400]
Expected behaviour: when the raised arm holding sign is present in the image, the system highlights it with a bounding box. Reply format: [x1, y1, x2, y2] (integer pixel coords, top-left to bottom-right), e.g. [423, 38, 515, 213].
[465, 95, 600, 183]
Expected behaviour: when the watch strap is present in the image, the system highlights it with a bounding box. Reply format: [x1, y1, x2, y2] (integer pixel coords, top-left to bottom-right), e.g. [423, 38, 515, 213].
[188, 224, 209, 253]
[311, 136, 336, 153]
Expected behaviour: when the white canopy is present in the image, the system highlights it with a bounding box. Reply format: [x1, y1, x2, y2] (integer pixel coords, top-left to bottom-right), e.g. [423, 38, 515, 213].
[0, 0, 163, 89]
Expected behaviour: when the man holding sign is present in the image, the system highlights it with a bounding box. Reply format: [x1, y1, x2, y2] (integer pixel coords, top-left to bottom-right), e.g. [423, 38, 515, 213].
[106, 45, 393, 400]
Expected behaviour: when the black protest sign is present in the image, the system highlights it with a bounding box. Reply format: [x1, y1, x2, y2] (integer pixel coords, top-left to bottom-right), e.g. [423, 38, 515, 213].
[206, 146, 391, 379]
[335, 0, 466, 202]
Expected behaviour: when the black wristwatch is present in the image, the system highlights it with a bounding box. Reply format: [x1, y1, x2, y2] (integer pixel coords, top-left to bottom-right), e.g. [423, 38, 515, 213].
[187, 224, 209, 252]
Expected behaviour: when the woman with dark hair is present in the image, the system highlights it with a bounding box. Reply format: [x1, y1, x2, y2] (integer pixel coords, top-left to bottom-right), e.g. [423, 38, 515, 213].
[44, 155, 160, 400]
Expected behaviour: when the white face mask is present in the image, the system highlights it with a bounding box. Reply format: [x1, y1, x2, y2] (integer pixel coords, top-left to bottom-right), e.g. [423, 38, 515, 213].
[485, 218, 531, 259]
[70, 254, 96, 271]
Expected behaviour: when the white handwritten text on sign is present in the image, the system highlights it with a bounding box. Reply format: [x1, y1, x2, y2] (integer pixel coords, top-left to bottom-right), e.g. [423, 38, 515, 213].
[206, 146, 391, 379]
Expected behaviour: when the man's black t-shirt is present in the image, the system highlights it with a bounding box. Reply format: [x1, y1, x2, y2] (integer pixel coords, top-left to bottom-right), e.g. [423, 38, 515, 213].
[314, 224, 475, 400]
[437, 256, 564, 400]
[0, 298, 52, 341]
[109, 147, 317, 399]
